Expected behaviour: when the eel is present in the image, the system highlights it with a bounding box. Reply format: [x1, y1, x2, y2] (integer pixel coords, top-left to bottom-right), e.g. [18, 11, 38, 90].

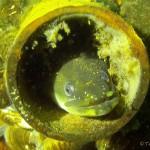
[54, 56, 119, 117]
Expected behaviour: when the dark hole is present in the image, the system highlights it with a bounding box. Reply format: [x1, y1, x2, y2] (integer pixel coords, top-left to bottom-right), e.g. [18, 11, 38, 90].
[16, 14, 99, 113]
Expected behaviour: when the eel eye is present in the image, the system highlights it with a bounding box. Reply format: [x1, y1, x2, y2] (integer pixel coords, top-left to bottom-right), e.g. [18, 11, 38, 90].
[100, 70, 109, 81]
[64, 82, 75, 96]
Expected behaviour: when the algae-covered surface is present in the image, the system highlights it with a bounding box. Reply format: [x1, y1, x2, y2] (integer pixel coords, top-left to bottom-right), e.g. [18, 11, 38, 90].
[120, 0, 150, 36]
[0, 0, 150, 150]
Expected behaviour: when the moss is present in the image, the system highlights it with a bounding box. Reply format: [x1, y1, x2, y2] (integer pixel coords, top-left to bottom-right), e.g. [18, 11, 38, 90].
[120, 0, 150, 36]
[95, 18, 141, 106]
[96, 0, 120, 12]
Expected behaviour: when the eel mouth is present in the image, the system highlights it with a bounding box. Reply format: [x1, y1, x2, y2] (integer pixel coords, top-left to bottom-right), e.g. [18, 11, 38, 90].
[64, 97, 119, 117]
[64, 98, 106, 108]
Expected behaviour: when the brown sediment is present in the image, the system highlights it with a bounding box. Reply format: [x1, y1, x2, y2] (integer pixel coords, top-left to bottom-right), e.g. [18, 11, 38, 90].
[0, 138, 11, 150]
